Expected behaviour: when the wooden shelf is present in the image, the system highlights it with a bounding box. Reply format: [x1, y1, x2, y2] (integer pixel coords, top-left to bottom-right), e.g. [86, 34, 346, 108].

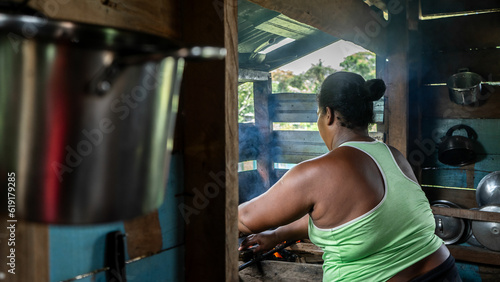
[432, 206, 500, 266]
[431, 206, 500, 223]
[448, 245, 500, 266]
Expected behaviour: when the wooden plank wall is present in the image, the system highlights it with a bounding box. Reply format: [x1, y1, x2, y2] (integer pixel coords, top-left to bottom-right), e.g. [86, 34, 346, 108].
[238, 123, 267, 204]
[268, 93, 327, 166]
[408, 0, 500, 277]
[413, 5, 500, 207]
[268, 92, 384, 166]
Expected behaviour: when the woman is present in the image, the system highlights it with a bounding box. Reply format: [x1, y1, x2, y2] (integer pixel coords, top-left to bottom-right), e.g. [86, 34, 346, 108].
[238, 72, 461, 281]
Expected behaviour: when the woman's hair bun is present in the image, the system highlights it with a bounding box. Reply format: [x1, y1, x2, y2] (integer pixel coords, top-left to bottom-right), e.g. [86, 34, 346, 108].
[364, 79, 386, 102]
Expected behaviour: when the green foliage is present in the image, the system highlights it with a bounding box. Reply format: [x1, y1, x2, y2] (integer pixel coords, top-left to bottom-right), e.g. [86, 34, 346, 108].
[339, 51, 376, 80]
[238, 82, 254, 123]
[271, 60, 336, 93]
[238, 51, 377, 126]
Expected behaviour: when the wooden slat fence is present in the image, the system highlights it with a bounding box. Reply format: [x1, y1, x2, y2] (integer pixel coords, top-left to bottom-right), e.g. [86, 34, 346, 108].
[239, 92, 384, 203]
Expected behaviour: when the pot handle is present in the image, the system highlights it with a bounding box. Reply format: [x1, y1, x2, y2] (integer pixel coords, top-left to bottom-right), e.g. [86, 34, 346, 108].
[116, 46, 226, 65]
[445, 124, 478, 141]
[90, 46, 226, 94]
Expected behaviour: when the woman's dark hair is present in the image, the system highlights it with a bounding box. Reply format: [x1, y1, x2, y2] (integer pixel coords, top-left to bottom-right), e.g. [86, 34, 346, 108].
[317, 71, 386, 129]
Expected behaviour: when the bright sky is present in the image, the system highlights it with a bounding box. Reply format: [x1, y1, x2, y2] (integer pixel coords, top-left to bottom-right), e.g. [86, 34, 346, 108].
[275, 40, 368, 74]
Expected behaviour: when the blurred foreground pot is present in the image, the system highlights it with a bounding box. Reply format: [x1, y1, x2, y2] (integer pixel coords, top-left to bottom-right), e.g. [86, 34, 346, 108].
[0, 13, 224, 224]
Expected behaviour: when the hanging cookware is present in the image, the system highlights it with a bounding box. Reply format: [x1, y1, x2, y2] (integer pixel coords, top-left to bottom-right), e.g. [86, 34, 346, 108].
[471, 205, 500, 252]
[438, 124, 478, 166]
[476, 171, 500, 207]
[431, 200, 467, 245]
[466, 208, 485, 248]
[0, 12, 225, 224]
[447, 68, 484, 105]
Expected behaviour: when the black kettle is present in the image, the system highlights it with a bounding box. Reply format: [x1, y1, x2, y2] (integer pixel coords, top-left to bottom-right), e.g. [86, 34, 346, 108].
[438, 125, 478, 166]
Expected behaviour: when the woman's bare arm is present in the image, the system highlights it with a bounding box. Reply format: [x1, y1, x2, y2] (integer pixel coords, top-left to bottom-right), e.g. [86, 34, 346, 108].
[239, 215, 310, 252]
[238, 160, 318, 235]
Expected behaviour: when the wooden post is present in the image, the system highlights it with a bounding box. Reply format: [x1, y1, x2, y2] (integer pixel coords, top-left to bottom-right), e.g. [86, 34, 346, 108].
[179, 0, 238, 281]
[0, 216, 49, 282]
[225, 0, 240, 280]
[381, 1, 409, 156]
[254, 78, 274, 188]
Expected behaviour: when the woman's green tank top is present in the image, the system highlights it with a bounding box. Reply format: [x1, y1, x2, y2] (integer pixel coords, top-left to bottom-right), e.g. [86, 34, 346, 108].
[308, 141, 442, 281]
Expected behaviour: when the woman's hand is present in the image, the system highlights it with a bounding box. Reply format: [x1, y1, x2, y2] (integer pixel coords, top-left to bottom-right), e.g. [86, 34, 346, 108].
[238, 230, 281, 253]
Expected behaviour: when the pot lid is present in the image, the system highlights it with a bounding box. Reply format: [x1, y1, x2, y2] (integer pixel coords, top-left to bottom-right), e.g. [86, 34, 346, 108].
[432, 202, 465, 245]
[471, 205, 500, 251]
[476, 171, 500, 207]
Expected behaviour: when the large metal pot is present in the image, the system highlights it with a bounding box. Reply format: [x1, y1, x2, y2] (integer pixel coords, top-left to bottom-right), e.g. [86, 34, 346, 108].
[438, 124, 478, 167]
[0, 12, 224, 224]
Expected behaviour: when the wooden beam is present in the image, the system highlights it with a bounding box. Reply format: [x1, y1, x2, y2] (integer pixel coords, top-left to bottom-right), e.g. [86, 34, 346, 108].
[431, 206, 500, 223]
[239, 69, 270, 82]
[225, 0, 240, 280]
[448, 245, 500, 266]
[28, 0, 181, 39]
[420, 13, 500, 52]
[259, 32, 340, 71]
[248, 0, 389, 56]
[419, 0, 500, 19]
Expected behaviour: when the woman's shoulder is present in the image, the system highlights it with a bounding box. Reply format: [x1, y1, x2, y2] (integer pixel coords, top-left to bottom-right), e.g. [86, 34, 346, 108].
[294, 147, 358, 177]
[386, 145, 419, 183]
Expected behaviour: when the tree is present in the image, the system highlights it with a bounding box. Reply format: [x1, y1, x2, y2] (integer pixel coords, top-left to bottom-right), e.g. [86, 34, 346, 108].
[238, 51, 376, 123]
[271, 60, 335, 93]
[238, 82, 254, 123]
[339, 51, 376, 80]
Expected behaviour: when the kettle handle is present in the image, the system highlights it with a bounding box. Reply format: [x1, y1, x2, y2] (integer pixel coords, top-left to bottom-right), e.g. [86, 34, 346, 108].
[446, 124, 478, 141]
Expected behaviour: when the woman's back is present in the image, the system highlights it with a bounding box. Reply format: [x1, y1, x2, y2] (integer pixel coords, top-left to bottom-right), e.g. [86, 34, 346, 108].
[307, 141, 443, 281]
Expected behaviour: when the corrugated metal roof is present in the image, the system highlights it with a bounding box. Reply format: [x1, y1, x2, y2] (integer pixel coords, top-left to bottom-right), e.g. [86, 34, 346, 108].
[238, 0, 340, 71]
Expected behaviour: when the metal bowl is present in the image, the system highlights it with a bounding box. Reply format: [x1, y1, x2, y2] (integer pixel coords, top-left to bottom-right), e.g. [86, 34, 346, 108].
[471, 205, 500, 251]
[476, 171, 500, 207]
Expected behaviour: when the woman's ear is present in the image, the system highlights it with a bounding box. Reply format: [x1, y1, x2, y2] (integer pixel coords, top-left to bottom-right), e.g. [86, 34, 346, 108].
[325, 107, 335, 126]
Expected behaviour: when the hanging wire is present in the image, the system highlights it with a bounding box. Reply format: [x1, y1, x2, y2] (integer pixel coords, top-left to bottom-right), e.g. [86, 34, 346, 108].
[421, 167, 494, 174]
[421, 184, 476, 191]
[60, 242, 185, 282]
